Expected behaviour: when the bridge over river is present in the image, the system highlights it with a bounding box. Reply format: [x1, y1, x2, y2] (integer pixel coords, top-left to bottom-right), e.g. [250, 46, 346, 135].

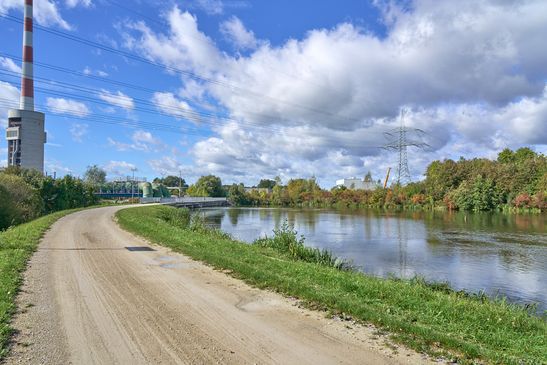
[140, 197, 229, 209]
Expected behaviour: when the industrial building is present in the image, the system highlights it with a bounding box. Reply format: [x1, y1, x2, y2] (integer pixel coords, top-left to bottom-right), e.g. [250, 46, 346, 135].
[335, 177, 379, 190]
[5, 0, 46, 172]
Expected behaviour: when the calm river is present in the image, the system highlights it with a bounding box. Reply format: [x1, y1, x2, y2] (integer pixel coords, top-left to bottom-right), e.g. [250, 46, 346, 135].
[201, 207, 546, 312]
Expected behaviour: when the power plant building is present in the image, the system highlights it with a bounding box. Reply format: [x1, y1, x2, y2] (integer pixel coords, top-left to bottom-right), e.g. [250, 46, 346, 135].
[5, 0, 46, 172]
[336, 177, 379, 190]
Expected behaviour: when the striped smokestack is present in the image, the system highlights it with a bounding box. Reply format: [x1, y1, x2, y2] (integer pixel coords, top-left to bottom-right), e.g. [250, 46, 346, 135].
[20, 0, 34, 111]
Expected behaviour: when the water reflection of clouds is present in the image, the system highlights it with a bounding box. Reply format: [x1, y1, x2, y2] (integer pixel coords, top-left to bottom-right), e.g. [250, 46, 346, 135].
[204, 207, 546, 311]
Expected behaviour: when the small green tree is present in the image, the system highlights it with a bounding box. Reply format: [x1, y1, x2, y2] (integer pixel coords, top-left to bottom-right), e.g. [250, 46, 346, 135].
[227, 183, 249, 205]
[84, 165, 106, 186]
[257, 179, 276, 189]
[0, 174, 42, 228]
[0, 184, 17, 230]
[514, 147, 536, 162]
[162, 175, 186, 188]
[187, 175, 225, 197]
[470, 176, 499, 211]
[497, 148, 515, 163]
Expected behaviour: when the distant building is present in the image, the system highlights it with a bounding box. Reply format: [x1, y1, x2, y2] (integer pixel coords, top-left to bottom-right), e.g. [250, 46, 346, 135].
[336, 175, 379, 190]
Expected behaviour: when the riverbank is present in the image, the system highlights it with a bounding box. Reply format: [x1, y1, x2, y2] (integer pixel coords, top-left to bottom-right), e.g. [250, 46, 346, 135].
[202, 206, 546, 311]
[117, 205, 546, 364]
[0, 208, 85, 358]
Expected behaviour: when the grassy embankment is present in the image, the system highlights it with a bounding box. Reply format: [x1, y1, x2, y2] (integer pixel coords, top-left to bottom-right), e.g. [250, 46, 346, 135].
[117, 205, 546, 365]
[0, 208, 88, 358]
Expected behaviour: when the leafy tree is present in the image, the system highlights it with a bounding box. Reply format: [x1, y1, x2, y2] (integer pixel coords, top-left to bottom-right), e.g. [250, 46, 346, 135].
[227, 183, 249, 205]
[470, 176, 499, 211]
[497, 148, 515, 163]
[0, 184, 17, 230]
[162, 175, 186, 188]
[187, 175, 225, 197]
[514, 147, 536, 162]
[425, 159, 461, 202]
[0, 174, 41, 229]
[286, 178, 320, 205]
[257, 179, 276, 189]
[84, 165, 106, 186]
[452, 176, 499, 211]
[271, 183, 288, 206]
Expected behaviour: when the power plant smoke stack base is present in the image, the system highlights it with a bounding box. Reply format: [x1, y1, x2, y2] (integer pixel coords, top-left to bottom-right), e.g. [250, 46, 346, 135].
[5, 0, 46, 172]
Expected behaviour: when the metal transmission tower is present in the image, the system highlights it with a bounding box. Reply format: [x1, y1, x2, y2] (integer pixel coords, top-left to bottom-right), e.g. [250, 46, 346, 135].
[383, 109, 429, 185]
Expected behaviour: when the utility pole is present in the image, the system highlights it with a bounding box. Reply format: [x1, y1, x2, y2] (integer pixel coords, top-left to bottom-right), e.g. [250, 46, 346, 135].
[179, 170, 182, 198]
[383, 108, 429, 185]
[131, 167, 137, 199]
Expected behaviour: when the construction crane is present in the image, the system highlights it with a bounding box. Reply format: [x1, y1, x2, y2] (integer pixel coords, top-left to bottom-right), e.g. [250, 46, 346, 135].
[383, 167, 391, 189]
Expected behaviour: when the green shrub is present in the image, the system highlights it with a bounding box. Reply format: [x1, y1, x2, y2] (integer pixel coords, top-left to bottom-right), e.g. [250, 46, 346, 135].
[0, 168, 98, 230]
[0, 174, 42, 230]
[254, 221, 351, 270]
[159, 207, 191, 229]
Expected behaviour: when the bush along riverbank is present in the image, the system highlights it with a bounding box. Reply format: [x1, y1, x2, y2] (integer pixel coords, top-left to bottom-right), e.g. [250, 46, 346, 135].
[222, 147, 546, 213]
[117, 205, 546, 364]
[0, 208, 85, 359]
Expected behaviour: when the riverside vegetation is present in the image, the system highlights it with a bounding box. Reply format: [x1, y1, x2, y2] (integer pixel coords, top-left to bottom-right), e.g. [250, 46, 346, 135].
[117, 205, 546, 364]
[0, 167, 97, 231]
[183, 148, 546, 212]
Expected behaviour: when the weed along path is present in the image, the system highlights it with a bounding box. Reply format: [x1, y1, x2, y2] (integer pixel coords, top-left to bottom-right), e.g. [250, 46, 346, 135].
[6, 206, 430, 365]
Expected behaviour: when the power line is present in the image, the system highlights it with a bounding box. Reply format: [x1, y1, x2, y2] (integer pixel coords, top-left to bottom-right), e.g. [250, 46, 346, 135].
[103, 0, 327, 89]
[0, 54, 368, 134]
[0, 95, 387, 149]
[0, 97, 207, 136]
[0, 74, 389, 149]
[0, 52, 158, 93]
[0, 12, 362, 125]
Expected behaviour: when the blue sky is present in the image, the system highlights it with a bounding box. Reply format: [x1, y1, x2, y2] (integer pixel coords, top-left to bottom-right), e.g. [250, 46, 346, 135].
[1, 0, 546, 186]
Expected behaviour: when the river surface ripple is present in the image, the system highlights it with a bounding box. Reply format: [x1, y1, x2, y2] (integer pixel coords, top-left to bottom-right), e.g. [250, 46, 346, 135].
[202, 207, 546, 313]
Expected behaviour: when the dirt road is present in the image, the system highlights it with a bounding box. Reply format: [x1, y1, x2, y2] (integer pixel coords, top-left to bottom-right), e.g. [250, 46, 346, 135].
[6, 206, 432, 364]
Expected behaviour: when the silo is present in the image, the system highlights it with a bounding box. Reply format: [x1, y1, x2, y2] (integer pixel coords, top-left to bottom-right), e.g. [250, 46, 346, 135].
[141, 182, 152, 198]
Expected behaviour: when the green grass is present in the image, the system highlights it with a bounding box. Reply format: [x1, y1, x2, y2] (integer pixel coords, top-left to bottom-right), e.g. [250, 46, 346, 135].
[117, 205, 546, 364]
[0, 208, 84, 359]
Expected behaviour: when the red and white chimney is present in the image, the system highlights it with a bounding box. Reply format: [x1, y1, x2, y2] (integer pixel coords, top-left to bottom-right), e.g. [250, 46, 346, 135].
[20, 0, 34, 111]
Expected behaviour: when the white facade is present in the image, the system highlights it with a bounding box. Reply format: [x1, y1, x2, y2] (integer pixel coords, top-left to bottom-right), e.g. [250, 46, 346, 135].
[336, 177, 379, 190]
[6, 109, 46, 172]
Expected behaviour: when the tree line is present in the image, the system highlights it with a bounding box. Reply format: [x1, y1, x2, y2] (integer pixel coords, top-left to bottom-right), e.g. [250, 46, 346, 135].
[189, 148, 546, 212]
[1, 147, 543, 230]
[0, 167, 97, 230]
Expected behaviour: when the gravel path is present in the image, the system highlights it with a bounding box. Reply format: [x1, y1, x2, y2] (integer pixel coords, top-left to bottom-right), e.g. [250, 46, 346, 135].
[4, 206, 433, 364]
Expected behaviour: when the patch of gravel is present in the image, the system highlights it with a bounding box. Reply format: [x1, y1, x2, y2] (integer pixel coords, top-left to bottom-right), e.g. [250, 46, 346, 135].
[3, 246, 70, 365]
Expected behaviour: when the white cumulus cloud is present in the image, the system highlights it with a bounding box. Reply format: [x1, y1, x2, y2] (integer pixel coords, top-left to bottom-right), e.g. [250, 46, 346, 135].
[69, 123, 88, 142]
[103, 160, 136, 177]
[98, 89, 135, 111]
[122, 1, 547, 185]
[108, 130, 165, 152]
[0, 81, 19, 128]
[194, 0, 223, 15]
[65, 0, 92, 8]
[46, 97, 90, 116]
[0, 57, 22, 73]
[151, 92, 198, 123]
[83, 66, 108, 77]
[0, 0, 72, 29]
[220, 16, 258, 50]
